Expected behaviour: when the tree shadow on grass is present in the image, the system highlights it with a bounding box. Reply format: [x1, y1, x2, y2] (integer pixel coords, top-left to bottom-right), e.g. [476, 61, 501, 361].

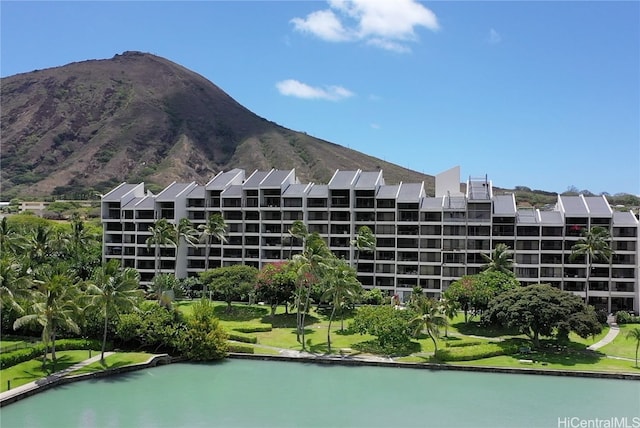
[263, 313, 319, 328]
[352, 340, 421, 357]
[213, 305, 268, 321]
[520, 340, 606, 367]
[452, 321, 520, 338]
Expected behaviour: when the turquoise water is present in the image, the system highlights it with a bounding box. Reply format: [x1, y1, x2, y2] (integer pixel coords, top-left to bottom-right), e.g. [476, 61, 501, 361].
[2, 359, 639, 428]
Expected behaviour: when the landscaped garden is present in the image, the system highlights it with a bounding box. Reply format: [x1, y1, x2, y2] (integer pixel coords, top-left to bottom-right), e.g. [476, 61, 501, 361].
[1, 214, 639, 401]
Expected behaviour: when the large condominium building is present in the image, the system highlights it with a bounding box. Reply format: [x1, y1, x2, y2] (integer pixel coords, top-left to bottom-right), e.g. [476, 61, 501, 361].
[102, 166, 640, 313]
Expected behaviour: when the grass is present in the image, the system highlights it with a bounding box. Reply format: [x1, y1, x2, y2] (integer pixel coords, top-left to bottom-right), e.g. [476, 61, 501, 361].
[599, 324, 640, 360]
[69, 352, 152, 375]
[0, 350, 93, 392]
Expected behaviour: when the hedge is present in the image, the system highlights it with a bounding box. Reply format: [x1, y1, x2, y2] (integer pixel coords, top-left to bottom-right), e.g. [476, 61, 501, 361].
[227, 332, 258, 344]
[0, 339, 103, 369]
[228, 344, 255, 354]
[436, 342, 517, 362]
[615, 311, 640, 324]
[444, 340, 483, 348]
[233, 325, 272, 333]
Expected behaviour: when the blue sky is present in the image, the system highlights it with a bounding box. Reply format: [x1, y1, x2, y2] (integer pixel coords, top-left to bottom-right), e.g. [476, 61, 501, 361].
[2, 1, 639, 195]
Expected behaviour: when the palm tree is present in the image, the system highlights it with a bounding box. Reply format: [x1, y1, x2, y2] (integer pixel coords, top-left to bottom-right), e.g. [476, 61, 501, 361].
[440, 298, 458, 338]
[197, 213, 227, 297]
[0, 217, 26, 256]
[27, 224, 54, 266]
[409, 296, 448, 356]
[147, 273, 179, 308]
[0, 255, 31, 313]
[288, 220, 309, 343]
[321, 258, 362, 352]
[67, 213, 99, 279]
[13, 263, 81, 371]
[146, 218, 178, 279]
[174, 218, 198, 277]
[481, 243, 514, 275]
[626, 327, 640, 368]
[570, 226, 614, 304]
[86, 259, 143, 363]
[350, 225, 375, 271]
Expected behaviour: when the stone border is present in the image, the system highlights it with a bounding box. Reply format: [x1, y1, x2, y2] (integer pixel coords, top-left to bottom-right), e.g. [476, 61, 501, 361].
[0, 354, 173, 407]
[228, 352, 640, 381]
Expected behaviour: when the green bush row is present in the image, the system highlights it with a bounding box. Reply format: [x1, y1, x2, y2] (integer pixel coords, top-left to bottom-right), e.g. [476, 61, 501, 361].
[0, 339, 103, 369]
[228, 344, 255, 354]
[615, 311, 640, 324]
[436, 342, 516, 362]
[233, 325, 272, 333]
[444, 340, 483, 348]
[227, 332, 258, 344]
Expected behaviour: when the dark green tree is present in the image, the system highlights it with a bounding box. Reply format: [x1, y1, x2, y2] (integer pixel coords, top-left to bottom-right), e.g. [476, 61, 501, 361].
[482, 284, 602, 348]
[200, 265, 258, 312]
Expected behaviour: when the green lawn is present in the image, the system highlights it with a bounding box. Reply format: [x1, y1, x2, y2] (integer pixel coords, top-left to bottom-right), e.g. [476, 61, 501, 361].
[69, 352, 153, 375]
[452, 354, 640, 373]
[177, 300, 640, 374]
[0, 350, 93, 392]
[599, 324, 640, 360]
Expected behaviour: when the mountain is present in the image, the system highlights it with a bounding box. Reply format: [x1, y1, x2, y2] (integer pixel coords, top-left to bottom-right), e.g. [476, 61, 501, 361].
[0, 51, 435, 199]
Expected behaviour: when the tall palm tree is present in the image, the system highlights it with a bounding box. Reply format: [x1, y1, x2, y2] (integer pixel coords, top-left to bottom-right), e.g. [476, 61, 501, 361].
[67, 213, 99, 280]
[146, 218, 178, 279]
[321, 257, 362, 352]
[197, 213, 227, 297]
[13, 263, 81, 371]
[350, 225, 375, 271]
[481, 243, 514, 275]
[174, 218, 198, 277]
[86, 259, 143, 363]
[409, 296, 448, 356]
[28, 224, 54, 266]
[570, 226, 614, 304]
[626, 327, 640, 368]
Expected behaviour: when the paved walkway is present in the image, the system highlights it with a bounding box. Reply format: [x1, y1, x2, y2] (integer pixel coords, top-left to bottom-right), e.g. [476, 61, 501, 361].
[587, 323, 620, 351]
[0, 352, 115, 404]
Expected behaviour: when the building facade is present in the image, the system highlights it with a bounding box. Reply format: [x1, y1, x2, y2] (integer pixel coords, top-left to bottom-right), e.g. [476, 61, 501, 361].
[102, 167, 640, 313]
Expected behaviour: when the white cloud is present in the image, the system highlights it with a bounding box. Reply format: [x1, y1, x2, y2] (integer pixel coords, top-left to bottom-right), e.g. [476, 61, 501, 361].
[370, 123, 381, 130]
[291, 0, 439, 53]
[290, 9, 351, 42]
[488, 28, 501, 44]
[276, 79, 354, 101]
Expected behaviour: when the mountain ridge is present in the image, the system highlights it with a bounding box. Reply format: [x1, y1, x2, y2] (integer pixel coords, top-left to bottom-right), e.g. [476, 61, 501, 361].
[1, 51, 435, 199]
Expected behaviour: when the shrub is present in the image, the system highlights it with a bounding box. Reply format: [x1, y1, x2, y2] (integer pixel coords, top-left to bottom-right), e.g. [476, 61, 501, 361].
[615, 311, 640, 324]
[227, 344, 255, 354]
[227, 332, 258, 344]
[436, 342, 518, 362]
[176, 300, 228, 361]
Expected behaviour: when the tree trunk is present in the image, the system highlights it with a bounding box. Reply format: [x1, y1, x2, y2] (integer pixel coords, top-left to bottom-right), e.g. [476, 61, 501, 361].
[429, 330, 438, 356]
[203, 237, 211, 298]
[301, 290, 312, 351]
[51, 329, 57, 373]
[101, 308, 109, 363]
[327, 305, 337, 353]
